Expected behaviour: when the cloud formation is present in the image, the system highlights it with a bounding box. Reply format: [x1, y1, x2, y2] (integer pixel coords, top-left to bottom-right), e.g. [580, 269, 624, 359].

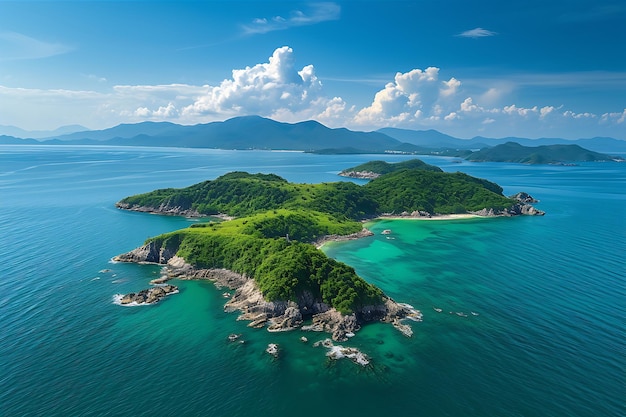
[179, 46, 329, 120]
[242, 3, 340, 34]
[353, 67, 459, 125]
[457, 28, 497, 38]
[1, 46, 625, 139]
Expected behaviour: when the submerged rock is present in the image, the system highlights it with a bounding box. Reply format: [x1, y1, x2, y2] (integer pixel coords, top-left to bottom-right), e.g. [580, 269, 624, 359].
[266, 343, 279, 358]
[314, 338, 370, 367]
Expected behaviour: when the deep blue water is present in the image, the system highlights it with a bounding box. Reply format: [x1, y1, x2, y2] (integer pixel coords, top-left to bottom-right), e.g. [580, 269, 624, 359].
[1, 145, 624, 417]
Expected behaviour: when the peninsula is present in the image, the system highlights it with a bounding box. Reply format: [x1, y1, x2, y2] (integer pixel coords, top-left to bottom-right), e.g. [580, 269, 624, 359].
[114, 160, 544, 340]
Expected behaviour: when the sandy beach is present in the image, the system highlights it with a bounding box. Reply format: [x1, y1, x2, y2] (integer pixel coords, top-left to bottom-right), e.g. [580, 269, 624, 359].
[376, 213, 481, 221]
[315, 213, 481, 248]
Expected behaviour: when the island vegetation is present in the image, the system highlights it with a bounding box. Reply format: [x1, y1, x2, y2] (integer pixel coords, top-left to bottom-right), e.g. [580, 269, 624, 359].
[339, 159, 443, 178]
[465, 142, 622, 164]
[115, 160, 541, 339]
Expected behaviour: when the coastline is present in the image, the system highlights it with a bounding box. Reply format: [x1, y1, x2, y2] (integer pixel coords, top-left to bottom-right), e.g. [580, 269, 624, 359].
[315, 213, 481, 249]
[375, 213, 481, 221]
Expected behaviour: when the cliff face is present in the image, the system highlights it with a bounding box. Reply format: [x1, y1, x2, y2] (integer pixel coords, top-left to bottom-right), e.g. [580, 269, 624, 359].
[114, 240, 415, 341]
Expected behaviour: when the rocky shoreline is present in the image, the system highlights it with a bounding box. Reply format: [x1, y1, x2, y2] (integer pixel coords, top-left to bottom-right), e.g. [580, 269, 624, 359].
[370, 192, 545, 220]
[115, 202, 234, 220]
[338, 170, 381, 179]
[312, 228, 374, 248]
[113, 248, 419, 341]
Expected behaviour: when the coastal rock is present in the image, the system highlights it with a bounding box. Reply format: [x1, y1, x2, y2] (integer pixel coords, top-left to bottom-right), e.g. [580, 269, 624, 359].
[266, 343, 279, 358]
[338, 170, 381, 179]
[471, 207, 497, 217]
[267, 306, 303, 332]
[312, 228, 374, 248]
[509, 192, 539, 203]
[471, 202, 545, 217]
[113, 241, 177, 264]
[505, 202, 545, 216]
[314, 338, 370, 366]
[302, 309, 360, 341]
[115, 245, 420, 340]
[119, 284, 178, 305]
[115, 202, 203, 218]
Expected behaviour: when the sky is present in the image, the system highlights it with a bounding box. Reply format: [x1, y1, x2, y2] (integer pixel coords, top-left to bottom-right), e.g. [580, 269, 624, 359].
[1, 0, 625, 139]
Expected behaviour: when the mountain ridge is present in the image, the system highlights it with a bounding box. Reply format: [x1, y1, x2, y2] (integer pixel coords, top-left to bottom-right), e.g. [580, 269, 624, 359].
[1, 115, 624, 154]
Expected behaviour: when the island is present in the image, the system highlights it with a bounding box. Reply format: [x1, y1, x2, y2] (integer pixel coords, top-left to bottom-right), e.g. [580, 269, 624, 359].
[465, 142, 623, 164]
[113, 160, 544, 341]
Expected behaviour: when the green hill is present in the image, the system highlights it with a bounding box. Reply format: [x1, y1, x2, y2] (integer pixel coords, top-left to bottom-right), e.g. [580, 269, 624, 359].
[117, 167, 514, 220]
[466, 142, 620, 164]
[364, 170, 511, 214]
[339, 159, 443, 177]
[148, 210, 380, 313]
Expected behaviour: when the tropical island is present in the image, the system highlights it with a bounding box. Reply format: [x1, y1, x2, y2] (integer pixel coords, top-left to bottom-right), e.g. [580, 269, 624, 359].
[113, 159, 544, 341]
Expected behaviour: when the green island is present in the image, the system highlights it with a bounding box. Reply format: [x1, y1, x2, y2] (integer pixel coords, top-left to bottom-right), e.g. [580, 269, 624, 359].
[114, 159, 543, 343]
[465, 142, 622, 164]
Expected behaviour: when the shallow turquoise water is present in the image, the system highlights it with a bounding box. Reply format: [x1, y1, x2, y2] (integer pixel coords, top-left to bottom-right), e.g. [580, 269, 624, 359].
[1, 146, 624, 416]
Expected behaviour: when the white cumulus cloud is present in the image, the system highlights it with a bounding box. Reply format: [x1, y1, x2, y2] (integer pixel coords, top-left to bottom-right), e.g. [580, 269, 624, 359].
[353, 67, 446, 126]
[181, 46, 326, 120]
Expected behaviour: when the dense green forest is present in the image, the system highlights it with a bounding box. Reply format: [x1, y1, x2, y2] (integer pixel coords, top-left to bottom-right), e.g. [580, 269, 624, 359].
[145, 208, 380, 313]
[118, 163, 514, 219]
[118, 160, 516, 313]
[339, 159, 443, 175]
[466, 142, 619, 164]
[365, 170, 513, 214]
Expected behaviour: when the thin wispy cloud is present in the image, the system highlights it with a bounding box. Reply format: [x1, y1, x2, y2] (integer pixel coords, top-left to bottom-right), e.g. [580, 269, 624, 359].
[242, 2, 340, 35]
[457, 28, 497, 38]
[0, 31, 73, 61]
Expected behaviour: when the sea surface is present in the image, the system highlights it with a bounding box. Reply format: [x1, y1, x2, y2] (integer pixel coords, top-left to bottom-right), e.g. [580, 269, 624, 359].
[1, 145, 624, 417]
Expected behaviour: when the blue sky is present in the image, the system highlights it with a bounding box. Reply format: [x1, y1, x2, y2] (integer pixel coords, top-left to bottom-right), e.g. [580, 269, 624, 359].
[1, 0, 625, 139]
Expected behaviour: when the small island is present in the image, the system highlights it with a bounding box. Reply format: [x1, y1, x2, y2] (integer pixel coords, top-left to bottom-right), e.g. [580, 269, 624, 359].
[113, 160, 543, 341]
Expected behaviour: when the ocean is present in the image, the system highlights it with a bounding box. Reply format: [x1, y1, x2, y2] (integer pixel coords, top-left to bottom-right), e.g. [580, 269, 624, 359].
[1, 145, 624, 417]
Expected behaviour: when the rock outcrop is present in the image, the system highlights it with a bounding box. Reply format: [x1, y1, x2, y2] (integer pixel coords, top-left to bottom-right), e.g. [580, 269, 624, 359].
[338, 170, 381, 179]
[115, 202, 203, 217]
[471, 193, 545, 217]
[112, 241, 177, 264]
[312, 228, 374, 248]
[510, 192, 539, 203]
[119, 284, 178, 305]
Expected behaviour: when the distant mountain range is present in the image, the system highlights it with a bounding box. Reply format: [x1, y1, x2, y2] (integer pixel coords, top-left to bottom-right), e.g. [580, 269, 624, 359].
[1, 116, 625, 162]
[0, 124, 88, 139]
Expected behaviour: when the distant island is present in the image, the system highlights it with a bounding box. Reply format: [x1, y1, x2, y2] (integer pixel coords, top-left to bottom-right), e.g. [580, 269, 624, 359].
[338, 159, 443, 179]
[2, 115, 625, 162]
[465, 142, 623, 164]
[113, 160, 544, 342]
